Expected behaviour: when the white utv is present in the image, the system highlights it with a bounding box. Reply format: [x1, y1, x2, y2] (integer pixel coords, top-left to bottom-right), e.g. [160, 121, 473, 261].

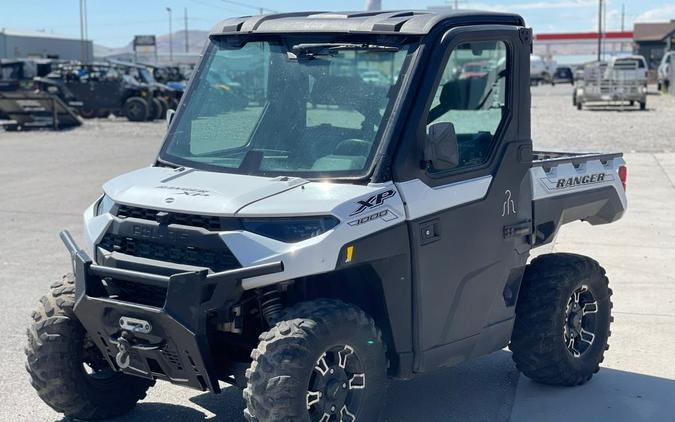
[26, 10, 628, 421]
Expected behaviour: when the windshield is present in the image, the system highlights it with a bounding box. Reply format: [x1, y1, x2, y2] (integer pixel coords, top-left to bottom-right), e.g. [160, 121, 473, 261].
[160, 37, 415, 178]
[1, 63, 23, 80]
[140, 67, 156, 83]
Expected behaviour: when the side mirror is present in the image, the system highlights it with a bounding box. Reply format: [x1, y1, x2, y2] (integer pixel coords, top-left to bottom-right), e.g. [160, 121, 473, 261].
[166, 109, 175, 127]
[424, 122, 459, 171]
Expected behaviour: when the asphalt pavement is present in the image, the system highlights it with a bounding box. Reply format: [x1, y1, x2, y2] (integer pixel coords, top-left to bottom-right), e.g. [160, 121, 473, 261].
[1, 85, 674, 421]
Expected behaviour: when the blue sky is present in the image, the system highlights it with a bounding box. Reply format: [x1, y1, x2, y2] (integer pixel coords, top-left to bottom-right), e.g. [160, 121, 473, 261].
[3, 0, 675, 47]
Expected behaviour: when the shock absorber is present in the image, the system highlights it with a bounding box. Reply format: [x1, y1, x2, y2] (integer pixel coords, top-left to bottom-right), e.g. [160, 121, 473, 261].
[260, 288, 283, 327]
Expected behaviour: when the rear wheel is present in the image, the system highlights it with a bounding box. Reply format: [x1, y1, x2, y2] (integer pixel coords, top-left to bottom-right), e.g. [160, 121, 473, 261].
[639, 101, 646, 111]
[25, 274, 153, 420]
[96, 109, 110, 118]
[79, 107, 97, 119]
[244, 299, 388, 422]
[510, 253, 612, 386]
[123, 97, 149, 122]
[148, 98, 162, 121]
[156, 97, 169, 119]
[577, 101, 583, 110]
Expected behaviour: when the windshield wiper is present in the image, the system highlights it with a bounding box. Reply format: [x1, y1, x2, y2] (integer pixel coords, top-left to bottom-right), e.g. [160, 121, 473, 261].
[291, 43, 399, 59]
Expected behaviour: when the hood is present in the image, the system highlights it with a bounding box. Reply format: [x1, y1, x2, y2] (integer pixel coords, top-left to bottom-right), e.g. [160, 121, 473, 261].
[103, 167, 308, 216]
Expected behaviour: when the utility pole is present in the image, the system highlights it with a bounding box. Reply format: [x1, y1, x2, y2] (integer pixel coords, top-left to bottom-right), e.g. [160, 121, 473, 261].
[598, 0, 602, 62]
[621, 4, 625, 32]
[221, 1, 277, 14]
[603, 0, 607, 60]
[79, 0, 84, 62]
[79, 0, 89, 62]
[455, 0, 459, 9]
[83, 0, 88, 61]
[166, 7, 173, 63]
[366, 0, 381, 10]
[184, 7, 189, 53]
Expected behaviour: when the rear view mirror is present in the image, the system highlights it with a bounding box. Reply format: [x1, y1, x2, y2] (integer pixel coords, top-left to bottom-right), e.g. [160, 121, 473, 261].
[166, 109, 175, 127]
[424, 122, 459, 171]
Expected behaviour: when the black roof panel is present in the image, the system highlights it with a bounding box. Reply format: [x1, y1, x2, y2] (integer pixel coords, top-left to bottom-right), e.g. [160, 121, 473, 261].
[210, 10, 525, 36]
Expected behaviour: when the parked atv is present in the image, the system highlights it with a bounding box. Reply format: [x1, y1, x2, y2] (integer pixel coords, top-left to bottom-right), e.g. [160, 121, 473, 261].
[36, 63, 157, 122]
[0, 59, 81, 130]
[26, 10, 628, 422]
[108, 60, 181, 118]
[141, 62, 187, 103]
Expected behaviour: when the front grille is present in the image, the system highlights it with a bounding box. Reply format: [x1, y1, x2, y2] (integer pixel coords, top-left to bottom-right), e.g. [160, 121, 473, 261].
[116, 205, 239, 231]
[99, 233, 241, 272]
[109, 278, 167, 308]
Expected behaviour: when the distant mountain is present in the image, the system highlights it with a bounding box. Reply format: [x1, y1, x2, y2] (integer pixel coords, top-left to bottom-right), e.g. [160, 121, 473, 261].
[95, 30, 210, 58]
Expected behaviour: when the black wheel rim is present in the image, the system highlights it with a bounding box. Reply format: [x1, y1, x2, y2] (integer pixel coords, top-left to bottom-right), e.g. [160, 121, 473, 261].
[306, 344, 365, 422]
[128, 102, 143, 119]
[563, 285, 598, 358]
[81, 335, 117, 382]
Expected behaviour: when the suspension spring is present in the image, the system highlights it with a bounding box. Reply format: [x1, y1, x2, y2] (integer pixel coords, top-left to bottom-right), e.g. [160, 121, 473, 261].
[260, 288, 283, 326]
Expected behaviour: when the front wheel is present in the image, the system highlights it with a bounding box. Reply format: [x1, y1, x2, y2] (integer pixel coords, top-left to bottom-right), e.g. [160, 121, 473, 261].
[123, 97, 149, 122]
[510, 253, 612, 386]
[25, 274, 153, 420]
[244, 299, 388, 422]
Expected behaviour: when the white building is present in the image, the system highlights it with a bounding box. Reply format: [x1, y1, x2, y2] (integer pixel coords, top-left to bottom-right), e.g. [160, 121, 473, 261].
[0, 28, 93, 61]
[534, 31, 634, 65]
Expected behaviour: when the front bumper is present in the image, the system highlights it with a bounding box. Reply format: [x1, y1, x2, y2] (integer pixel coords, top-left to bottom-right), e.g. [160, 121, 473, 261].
[61, 230, 283, 393]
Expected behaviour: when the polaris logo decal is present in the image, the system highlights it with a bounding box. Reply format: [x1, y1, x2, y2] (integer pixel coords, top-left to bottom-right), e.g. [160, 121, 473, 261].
[541, 173, 613, 191]
[350, 189, 396, 216]
[348, 209, 398, 226]
[155, 185, 210, 197]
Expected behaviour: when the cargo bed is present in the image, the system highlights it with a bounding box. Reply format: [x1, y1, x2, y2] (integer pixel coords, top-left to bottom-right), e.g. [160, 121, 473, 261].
[529, 150, 627, 246]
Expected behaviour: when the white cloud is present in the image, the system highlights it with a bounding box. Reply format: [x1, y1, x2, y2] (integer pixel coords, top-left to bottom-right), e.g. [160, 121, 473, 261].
[589, 7, 628, 32]
[510, 0, 597, 10]
[635, 5, 675, 23]
[462, 0, 597, 11]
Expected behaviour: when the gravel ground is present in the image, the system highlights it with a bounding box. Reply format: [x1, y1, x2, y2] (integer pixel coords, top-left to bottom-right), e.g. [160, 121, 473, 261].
[4, 83, 674, 152]
[0, 84, 674, 422]
[531, 84, 675, 152]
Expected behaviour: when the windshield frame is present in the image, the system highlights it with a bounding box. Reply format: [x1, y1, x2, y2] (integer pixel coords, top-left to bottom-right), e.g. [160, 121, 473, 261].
[157, 33, 421, 182]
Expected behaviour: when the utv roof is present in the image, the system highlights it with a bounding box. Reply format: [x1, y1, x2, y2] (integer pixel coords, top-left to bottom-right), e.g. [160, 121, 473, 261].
[211, 10, 525, 36]
[107, 59, 150, 69]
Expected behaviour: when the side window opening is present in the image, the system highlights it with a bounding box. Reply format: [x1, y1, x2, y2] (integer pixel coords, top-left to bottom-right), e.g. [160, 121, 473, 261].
[426, 40, 508, 172]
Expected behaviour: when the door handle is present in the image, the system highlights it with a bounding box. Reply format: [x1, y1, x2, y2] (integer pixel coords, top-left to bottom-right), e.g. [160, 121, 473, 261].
[420, 219, 441, 245]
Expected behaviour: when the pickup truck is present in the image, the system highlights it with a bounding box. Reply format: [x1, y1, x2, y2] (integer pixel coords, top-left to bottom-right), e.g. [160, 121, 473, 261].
[26, 10, 627, 422]
[658, 51, 673, 93]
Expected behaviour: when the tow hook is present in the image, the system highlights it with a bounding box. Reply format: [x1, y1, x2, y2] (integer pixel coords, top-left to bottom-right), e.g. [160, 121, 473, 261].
[115, 334, 132, 369]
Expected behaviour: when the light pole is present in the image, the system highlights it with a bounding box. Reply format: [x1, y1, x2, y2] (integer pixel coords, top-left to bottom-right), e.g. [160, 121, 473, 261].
[166, 7, 173, 64]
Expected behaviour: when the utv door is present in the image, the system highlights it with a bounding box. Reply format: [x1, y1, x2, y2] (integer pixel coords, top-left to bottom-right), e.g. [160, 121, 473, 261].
[65, 74, 121, 110]
[393, 25, 533, 372]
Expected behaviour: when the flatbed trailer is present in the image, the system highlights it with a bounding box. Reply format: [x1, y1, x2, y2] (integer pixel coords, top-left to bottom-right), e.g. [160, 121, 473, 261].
[575, 61, 647, 110]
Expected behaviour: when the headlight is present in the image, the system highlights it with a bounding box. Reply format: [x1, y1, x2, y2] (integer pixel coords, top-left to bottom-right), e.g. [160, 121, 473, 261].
[242, 216, 339, 243]
[95, 194, 115, 216]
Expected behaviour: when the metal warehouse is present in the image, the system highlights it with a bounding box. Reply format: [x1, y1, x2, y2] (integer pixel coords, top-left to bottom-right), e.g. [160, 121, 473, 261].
[0, 28, 92, 60]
